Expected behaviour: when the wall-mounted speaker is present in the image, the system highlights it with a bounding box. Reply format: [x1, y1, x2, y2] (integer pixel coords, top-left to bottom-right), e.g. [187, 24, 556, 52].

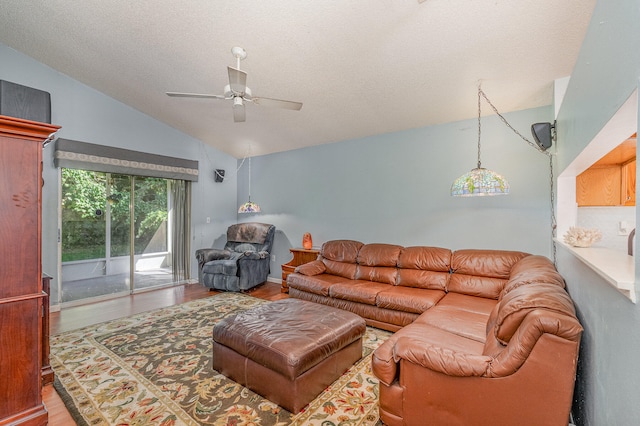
[0, 80, 51, 123]
[531, 121, 555, 151]
[214, 169, 225, 182]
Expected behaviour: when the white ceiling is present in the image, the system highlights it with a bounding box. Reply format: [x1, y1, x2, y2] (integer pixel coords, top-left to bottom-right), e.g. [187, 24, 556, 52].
[0, 0, 596, 159]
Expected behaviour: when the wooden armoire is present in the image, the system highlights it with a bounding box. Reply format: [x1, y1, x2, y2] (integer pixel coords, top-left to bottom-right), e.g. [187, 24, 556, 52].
[0, 115, 60, 425]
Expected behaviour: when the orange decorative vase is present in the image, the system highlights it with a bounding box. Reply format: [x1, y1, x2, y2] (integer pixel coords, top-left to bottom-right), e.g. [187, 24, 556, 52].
[302, 232, 313, 250]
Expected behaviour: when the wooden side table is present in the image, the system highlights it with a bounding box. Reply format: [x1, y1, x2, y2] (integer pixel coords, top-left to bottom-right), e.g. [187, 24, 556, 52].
[281, 248, 320, 293]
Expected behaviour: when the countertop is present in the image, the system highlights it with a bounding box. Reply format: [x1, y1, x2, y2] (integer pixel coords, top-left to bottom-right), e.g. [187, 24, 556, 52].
[558, 241, 636, 303]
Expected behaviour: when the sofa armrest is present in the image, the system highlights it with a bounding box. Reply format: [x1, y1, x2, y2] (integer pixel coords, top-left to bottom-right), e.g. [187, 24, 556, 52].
[294, 259, 326, 276]
[392, 336, 491, 377]
[372, 335, 402, 386]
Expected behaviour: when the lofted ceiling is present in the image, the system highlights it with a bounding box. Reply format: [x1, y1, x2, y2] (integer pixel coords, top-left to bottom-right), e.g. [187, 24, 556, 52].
[0, 0, 596, 159]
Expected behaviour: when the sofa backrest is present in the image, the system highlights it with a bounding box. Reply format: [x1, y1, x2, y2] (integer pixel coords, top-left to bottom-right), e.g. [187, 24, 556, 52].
[355, 243, 403, 284]
[449, 249, 529, 299]
[320, 240, 364, 279]
[396, 246, 452, 290]
[317, 242, 540, 297]
[500, 254, 565, 300]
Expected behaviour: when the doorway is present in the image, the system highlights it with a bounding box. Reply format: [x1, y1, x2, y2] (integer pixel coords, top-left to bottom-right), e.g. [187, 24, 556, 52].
[60, 169, 180, 305]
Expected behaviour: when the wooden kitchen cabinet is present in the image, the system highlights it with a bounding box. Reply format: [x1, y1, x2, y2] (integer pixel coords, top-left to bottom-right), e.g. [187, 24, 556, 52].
[576, 166, 622, 206]
[576, 135, 636, 207]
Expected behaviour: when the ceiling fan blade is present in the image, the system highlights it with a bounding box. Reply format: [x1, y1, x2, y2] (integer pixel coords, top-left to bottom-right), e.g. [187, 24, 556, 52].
[228, 67, 247, 94]
[252, 96, 303, 111]
[166, 92, 227, 99]
[233, 98, 246, 122]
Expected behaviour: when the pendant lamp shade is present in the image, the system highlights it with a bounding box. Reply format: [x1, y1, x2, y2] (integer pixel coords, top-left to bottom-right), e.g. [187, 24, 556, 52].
[451, 167, 509, 196]
[238, 157, 261, 213]
[238, 200, 261, 213]
[451, 85, 509, 197]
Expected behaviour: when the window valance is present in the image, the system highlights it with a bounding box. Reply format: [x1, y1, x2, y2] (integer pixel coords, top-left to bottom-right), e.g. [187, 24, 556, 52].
[54, 138, 199, 181]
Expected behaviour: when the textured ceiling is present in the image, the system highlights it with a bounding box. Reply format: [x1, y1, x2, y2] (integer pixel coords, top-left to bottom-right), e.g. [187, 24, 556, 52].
[0, 0, 596, 158]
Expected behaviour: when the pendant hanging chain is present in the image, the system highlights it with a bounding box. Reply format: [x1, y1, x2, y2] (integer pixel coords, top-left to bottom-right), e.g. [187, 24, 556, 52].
[477, 86, 557, 265]
[477, 87, 482, 169]
[247, 157, 252, 201]
[479, 88, 551, 157]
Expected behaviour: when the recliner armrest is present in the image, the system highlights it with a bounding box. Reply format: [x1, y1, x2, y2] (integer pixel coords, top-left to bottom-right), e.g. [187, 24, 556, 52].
[239, 251, 269, 260]
[196, 248, 232, 265]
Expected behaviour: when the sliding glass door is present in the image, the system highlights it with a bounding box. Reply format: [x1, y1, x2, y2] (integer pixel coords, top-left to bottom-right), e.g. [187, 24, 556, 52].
[60, 170, 180, 305]
[132, 176, 173, 291]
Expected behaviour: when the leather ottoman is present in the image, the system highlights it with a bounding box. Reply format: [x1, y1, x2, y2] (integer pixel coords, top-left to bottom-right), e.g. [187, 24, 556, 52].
[212, 298, 366, 413]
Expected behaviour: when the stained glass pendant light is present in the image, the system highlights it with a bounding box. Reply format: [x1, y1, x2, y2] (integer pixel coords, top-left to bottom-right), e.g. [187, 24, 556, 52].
[451, 86, 510, 197]
[238, 157, 261, 213]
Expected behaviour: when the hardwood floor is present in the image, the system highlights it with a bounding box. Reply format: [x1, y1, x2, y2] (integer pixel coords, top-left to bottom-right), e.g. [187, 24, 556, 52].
[44, 281, 287, 425]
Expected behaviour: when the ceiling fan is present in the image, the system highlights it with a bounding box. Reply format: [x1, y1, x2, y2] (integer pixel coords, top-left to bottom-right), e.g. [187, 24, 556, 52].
[166, 47, 303, 123]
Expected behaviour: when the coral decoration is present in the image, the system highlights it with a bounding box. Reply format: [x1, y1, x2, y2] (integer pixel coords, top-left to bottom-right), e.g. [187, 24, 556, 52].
[563, 226, 602, 247]
[302, 232, 313, 250]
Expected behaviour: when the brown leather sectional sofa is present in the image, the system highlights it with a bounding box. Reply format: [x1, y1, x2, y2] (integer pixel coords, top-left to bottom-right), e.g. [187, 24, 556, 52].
[287, 239, 583, 426]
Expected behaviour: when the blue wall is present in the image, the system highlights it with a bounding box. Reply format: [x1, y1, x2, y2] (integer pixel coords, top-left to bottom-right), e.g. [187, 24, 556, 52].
[240, 106, 554, 277]
[555, 0, 640, 424]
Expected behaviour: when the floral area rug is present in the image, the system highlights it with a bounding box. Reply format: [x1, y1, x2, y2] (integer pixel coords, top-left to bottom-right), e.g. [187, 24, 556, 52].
[51, 292, 391, 425]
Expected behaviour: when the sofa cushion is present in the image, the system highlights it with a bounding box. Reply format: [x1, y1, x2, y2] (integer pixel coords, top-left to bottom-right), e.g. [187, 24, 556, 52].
[320, 240, 363, 263]
[376, 286, 446, 314]
[435, 292, 497, 316]
[329, 281, 391, 305]
[323, 259, 359, 279]
[355, 264, 398, 284]
[396, 246, 452, 290]
[415, 304, 492, 343]
[318, 240, 363, 279]
[494, 282, 577, 345]
[353, 243, 402, 285]
[449, 250, 530, 299]
[357, 243, 403, 266]
[500, 255, 565, 300]
[287, 273, 348, 297]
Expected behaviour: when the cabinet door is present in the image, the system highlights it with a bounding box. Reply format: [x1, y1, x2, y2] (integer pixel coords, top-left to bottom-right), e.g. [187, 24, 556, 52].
[0, 135, 40, 298]
[622, 159, 636, 206]
[576, 166, 622, 206]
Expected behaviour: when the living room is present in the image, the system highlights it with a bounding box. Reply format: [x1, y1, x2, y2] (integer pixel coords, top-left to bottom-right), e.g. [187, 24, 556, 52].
[0, 1, 639, 425]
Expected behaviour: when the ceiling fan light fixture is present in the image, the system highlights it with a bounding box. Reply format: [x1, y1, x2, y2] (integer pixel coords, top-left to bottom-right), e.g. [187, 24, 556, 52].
[166, 47, 302, 122]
